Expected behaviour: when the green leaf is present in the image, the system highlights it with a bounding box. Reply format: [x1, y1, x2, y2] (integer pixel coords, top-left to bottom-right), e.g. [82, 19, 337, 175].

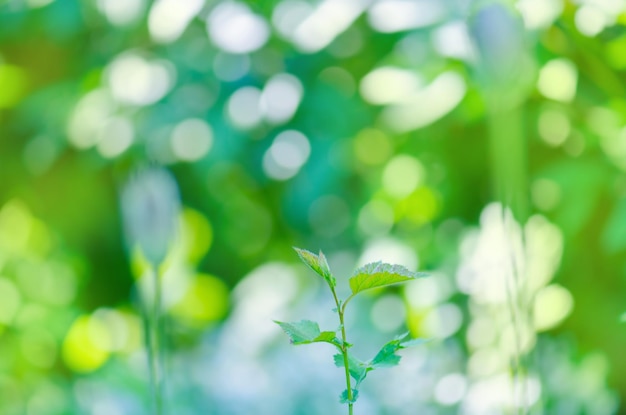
[349, 261, 427, 295]
[339, 389, 359, 404]
[370, 332, 428, 368]
[293, 247, 336, 288]
[333, 352, 370, 383]
[274, 320, 340, 346]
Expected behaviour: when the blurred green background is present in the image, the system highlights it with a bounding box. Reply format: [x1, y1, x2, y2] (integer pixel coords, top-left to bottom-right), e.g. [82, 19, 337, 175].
[1, 0, 625, 413]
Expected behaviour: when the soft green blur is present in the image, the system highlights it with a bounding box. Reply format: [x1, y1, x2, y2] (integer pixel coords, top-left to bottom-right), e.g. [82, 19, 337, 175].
[0, 0, 625, 414]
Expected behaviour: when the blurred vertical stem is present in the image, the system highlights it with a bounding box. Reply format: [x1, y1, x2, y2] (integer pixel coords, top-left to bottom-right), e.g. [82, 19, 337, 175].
[470, 4, 534, 412]
[486, 105, 529, 224]
[487, 103, 529, 415]
[146, 263, 164, 415]
[121, 167, 180, 415]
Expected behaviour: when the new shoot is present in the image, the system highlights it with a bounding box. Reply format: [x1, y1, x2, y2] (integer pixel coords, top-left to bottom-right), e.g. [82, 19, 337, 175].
[275, 247, 429, 415]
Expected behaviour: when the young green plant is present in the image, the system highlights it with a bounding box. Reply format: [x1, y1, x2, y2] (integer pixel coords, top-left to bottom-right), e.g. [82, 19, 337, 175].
[275, 248, 429, 414]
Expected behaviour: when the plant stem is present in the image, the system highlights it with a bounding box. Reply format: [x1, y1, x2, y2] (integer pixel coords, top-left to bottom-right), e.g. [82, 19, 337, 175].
[331, 288, 353, 415]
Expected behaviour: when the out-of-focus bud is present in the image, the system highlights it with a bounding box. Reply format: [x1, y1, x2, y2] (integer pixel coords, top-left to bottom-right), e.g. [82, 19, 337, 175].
[121, 167, 181, 266]
[469, 2, 534, 106]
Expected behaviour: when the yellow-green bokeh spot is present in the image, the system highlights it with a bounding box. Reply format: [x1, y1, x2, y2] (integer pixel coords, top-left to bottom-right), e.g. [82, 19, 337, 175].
[170, 274, 229, 327]
[181, 208, 213, 263]
[353, 128, 393, 166]
[605, 35, 626, 69]
[129, 245, 154, 279]
[397, 186, 440, 225]
[62, 315, 110, 373]
[0, 199, 53, 257]
[0, 64, 27, 108]
[406, 307, 429, 338]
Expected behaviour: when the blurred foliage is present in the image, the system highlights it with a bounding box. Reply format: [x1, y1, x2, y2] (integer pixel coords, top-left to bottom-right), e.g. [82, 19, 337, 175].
[1, 0, 626, 413]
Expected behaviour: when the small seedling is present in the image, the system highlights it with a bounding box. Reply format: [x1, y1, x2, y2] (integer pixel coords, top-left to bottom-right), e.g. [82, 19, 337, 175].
[275, 247, 429, 414]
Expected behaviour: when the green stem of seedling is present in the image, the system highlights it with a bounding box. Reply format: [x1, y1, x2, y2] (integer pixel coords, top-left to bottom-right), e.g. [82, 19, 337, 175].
[331, 287, 353, 415]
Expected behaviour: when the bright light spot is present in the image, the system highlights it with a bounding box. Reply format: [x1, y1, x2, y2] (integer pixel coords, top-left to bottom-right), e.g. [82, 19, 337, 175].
[0, 200, 32, 253]
[90, 308, 130, 352]
[0, 64, 27, 108]
[96, 116, 134, 158]
[382, 155, 425, 198]
[67, 89, 116, 149]
[533, 284, 574, 331]
[537, 59, 577, 102]
[538, 108, 570, 146]
[207, 2, 270, 53]
[467, 348, 504, 377]
[525, 214, 564, 293]
[260, 73, 304, 124]
[466, 317, 497, 349]
[308, 195, 350, 237]
[601, 125, 626, 171]
[432, 21, 475, 61]
[0, 277, 21, 324]
[96, 0, 145, 26]
[435, 373, 467, 405]
[401, 186, 439, 224]
[381, 71, 466, 132]
[358, 238, 418, 271]
[262, 130, 311, 180]
[531, 178, 561, 211]
[227, 86, 263, 129]
[106, 53, 175, 106]
[148, 0, 204, 43]
[516, 0, 563, 30]
[357, 199, 394, 236]
[272, 0, 314, 39]
[463, 375, 541, 413]
[180, 208, 213, 263]
[170, 274, 229, 325]
[575, 5, 608, 37]
[213, 53, 250, 82]
[367, 0, 445, 33]
[405, 272, 453, 309]
[353, 128, 392, 165]
[233, 263, 299, 352]
[292, 0, 366, 53]
[422, 303, 463, 338]
[371, 294, 406, 332]
[171, 118, 213, 162]
[62, 316, 110, 373]
[360, 66, 423, 105]
[500, 322, 536, 355]
[456, 203, 524, 304]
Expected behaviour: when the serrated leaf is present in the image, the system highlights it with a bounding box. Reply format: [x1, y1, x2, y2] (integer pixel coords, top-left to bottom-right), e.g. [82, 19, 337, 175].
[274, 320, 340, 346]
[339, 388, 359, 404]
[370, 333, 428, 368]
[334, 352, 371, 384]
[349, 261, 427, 295]
[293, 247, 336, 288]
